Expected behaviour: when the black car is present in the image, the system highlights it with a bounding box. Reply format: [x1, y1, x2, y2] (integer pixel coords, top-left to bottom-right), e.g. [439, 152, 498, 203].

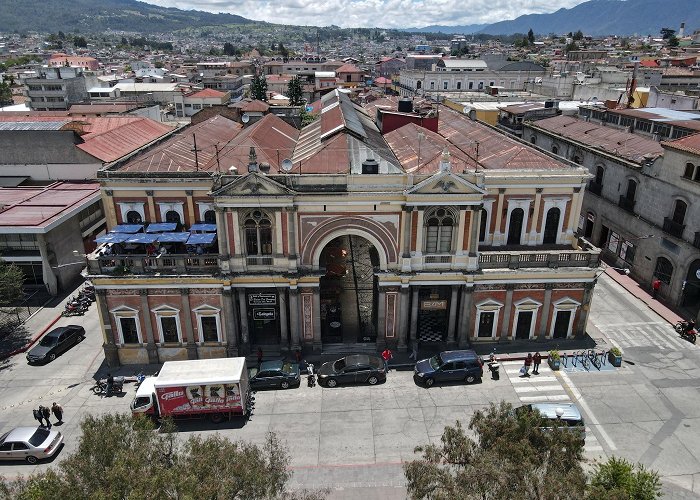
[26, 325, 85, 364]
[249, 360, 300, 390]
[414, 350, 484, 387]
[317, 354, 386, 388]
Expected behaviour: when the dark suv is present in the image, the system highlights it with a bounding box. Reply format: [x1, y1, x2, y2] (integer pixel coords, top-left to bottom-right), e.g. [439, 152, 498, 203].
[414, 350, 483, 387]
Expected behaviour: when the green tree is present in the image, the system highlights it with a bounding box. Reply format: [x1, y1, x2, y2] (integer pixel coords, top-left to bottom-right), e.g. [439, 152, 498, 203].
[223, 42, 236, 56]
[573, 30, 584, 40]
[300, 108, 316, 128]
[278, 42, 289, 60]
[250, 74, 268, 101]
[660, 27, 676, 39]
[73, 36, 87, 48]
[0, 81, 13, 107]
[668, 35, 680, 47]
[287, 75, 304, 106]
[404, 402, 587, 499]
[0, 413, 325, 500]
[0, 260, 24, 305]
[588, 457, 661, 500]
[566, 41, 580, 53]
[528, 28, 535, 44]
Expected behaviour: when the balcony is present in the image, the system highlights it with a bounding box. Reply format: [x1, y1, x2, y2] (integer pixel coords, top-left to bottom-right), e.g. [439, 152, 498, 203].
[588, 181, 603, 197]
[87, 253, 220, 276]
[662, 218, 685, 239]
[618, 196, 636, 213]
[479, 242, 600, 270]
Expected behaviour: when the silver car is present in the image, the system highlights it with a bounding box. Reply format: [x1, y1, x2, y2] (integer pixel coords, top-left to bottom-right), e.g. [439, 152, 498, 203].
[0, 427, 63, 464]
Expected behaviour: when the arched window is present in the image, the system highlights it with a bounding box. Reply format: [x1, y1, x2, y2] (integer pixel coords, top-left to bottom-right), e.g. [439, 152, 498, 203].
[203, 210, 216, 224]
[244, 210, 272, 256]
[416, 81, 422, 90]
[543, 207, 561, 245]
[530, 136, 536, 145]
[654, 257, 673, 285]
[684, 162, 695, 179]
[672, 200, 687, 225]
[165, 210, 181, 225]
[573, 155, 581, 165]
[551, 145, 558, 155]
[479, 208, 488, 242]
[625, 179, 637, 201]
[425, 207, 456, 253]
[507, 208, 525, 245]
[126, 211, 142, 224]
[595, 166, 604, 185]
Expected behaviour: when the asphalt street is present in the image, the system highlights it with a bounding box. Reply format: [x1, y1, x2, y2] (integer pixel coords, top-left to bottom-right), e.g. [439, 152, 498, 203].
[0, 273, 698, 500]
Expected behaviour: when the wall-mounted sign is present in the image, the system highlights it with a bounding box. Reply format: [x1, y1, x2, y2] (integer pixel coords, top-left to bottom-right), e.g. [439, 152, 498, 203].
[253, 308, 276, 320]
[421, 300, 447, 311]
[248, 293, 276, 306]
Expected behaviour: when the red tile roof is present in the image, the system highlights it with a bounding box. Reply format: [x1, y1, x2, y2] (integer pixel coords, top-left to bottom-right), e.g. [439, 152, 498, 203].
[230, 99, 270, 112]
[662, 132, 700, 156]
[335, 63, 363, 74]
[187, 88, 228, 99]
[0, 182, 100, 230]
[531, 115, 664, 164]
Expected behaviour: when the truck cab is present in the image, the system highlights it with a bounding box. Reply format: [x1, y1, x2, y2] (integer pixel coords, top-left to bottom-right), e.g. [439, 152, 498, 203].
[131, 377, 157, 416]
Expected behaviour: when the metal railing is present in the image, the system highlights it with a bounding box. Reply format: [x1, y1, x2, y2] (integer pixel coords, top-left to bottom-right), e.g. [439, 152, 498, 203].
[662, 217, 685, 239]
[88, 254, 220, 275]
[246, 255, 274, 266]
[479, 249, 600, 269]
[423, 254, 452, 265]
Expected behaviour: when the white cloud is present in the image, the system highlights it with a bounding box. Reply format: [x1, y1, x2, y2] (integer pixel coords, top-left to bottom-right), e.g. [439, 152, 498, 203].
[145, 0, 590, 28]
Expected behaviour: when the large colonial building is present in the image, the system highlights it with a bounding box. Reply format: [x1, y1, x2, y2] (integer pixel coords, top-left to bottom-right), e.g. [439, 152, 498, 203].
[88, 91, 599, 367]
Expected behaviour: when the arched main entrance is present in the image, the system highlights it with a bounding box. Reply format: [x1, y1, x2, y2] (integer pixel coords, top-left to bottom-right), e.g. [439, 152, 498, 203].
[543, 207, 561, 244]
[319, 235, 380, 344]
[681, 260, 700, 321]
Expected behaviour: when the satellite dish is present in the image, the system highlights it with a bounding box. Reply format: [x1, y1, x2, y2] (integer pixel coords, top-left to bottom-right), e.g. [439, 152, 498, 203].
[281, 158, 293, 172]
[241, 113, 250, 124]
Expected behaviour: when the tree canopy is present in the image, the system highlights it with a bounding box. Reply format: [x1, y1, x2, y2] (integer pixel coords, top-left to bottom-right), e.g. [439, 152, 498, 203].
[0, 260, 24, 306]
[250, 74, 268, 101]
[0, 413, 324, 500]
[287, 76, 304, 107]
[588, 457, 661, 500]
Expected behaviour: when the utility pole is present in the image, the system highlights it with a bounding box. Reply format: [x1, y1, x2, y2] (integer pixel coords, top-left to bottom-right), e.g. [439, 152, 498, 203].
[191, 134, 201, 171]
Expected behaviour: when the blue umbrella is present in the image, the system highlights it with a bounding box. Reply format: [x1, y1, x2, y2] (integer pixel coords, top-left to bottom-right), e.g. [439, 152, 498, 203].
[187, 233, 216, 245]
[157, 232, 191, 243]
[125, 234, 159, 244]
[146, 223, 177, 233]
[110, 224, 143, 234]
[189, 224, 217, 233]
[95, 233, 130, 244]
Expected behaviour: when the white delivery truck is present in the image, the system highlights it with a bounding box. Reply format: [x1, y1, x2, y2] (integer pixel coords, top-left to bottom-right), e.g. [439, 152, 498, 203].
[131, 357, 250, 423]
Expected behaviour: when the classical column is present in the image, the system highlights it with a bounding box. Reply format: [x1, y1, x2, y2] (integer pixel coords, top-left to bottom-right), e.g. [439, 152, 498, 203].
[237, 289, 250, 354]
[286, 207, 298, 271]
[567, 188, 583, 239]
[278, 287, 289, 350]
[415, 209, 425, 255]
[500, 284, 514, 340]
[97, 289, 120, 368]
[397, 285, 410, 352]
[456, 208, 467, 254]
[312, 287, 322, 352]
[402, 207, 413, 258]
[215, 207, 229, 259]
[181, 288, 198, 360]
[493, 188, 506, 245]
[457, 286, 474, 348]
[231, 210, 241, 257]
[146, 191, 156, 224]
[447, 285, 459, 346]
[409, 286, 419, 348]
[274, 211, 283, 255]
[376, 286, 387, 350]
[289, 288, 300, 350]
[222, 288, 239, 356]
[469, 206, 481, 256]
[185, 190, 195, 226]
[539, 284, 554, 339]
[576, 282, 595, 338]
[529, 188, 543, 243]
[139, 290, 159, 364]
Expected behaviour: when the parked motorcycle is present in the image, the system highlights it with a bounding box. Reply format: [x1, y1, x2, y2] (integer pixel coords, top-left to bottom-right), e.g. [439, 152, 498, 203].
[675, 320, 697, 344]
[62, 302, 88, 316]
[307, 363, 316, 388]
[91, 376, 125, 396]
[487, 351, 500, 380]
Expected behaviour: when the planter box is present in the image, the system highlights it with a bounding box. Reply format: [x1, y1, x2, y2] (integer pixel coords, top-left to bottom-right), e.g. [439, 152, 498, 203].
[608, 352, 622, 367]
[548, 358, 560, 371]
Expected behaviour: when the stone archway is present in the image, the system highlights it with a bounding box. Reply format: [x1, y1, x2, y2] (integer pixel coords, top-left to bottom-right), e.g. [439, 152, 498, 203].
[310, 227, 391, 271]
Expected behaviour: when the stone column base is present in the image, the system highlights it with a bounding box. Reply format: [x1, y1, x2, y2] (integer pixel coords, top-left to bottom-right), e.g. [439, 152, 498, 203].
[146, 343, 159, 364]
[226, 345, 239, 357]
[186, 344, 198, 360]
[103, 343, 120, 368]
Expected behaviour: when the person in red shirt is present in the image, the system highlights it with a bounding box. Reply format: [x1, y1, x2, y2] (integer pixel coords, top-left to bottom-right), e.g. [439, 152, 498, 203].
[381, 348, 393, 372]
[521, 353, 532, 377]
[652, 278, 661, 299]
[533, 352, 542, 375]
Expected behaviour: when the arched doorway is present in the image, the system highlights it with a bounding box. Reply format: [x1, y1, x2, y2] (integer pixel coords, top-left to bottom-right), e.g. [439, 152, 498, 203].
[543, 207, 561, 244]
[319, 235, 379, 344]
[507, 208, 524, 245]
[682, 260, 700, 319]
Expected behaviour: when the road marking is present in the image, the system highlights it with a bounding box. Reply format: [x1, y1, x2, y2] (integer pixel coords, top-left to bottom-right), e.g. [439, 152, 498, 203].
[594, 321, 666, 328]
[559, 369, 617, 451]
[520, 394, 571, 402]
[510, 376, 557, 384]
[514, 384, 567, 393]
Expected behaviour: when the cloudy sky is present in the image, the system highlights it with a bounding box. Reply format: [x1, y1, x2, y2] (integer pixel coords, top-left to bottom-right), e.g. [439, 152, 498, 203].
[144, 0, 591, 29]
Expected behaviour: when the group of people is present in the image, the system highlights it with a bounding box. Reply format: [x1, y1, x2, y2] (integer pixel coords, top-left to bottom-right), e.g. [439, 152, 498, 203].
[520, 352, 543, 377]
[32, 403, 63, 429]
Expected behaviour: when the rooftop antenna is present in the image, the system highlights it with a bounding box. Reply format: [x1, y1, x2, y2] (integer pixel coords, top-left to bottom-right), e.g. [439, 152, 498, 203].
[191, 134, 201, 171]
[214, 143, 221, 172]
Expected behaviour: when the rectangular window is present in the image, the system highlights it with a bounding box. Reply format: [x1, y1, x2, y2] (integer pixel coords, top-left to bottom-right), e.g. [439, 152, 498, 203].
[200, 316, 219, 342]
[160, 316, 179, 343]
[426, 226, 438, 253]
[443, 81, 448, 90]
[120, 317, 139, 344]
[620, 241, 636, 263]
[456, 82, 461, 90]
[430, 81, 435, 89]
[468, 82, 473, 90]
[478, 312, 495, 337]
[438, 227, 453, 253]
[608, 231, 620, 253]
[245, 226, 259, 255]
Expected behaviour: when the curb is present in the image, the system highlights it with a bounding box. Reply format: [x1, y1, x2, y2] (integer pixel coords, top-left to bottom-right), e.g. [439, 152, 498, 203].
[0, 312, 63, 362]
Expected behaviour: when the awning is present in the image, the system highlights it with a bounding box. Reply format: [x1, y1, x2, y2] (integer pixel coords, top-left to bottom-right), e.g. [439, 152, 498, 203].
[187, 233, 216, 245]
[146, 223, 178, 233]
[124, 234, 159, 244]
[157, 232, 191, 243]
[95, 233, 130, 244]
[110, 224, 143, 234]
[189, 224, 217, 233]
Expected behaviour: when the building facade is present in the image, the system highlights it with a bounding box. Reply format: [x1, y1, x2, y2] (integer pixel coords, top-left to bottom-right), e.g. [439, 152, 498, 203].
[87, 92, 599, 366]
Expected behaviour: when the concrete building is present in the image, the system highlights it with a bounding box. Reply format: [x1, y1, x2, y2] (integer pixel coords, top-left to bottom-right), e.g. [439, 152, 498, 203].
[0, 182, 104, 295]
[86, 91, 598, 367]
[22, 66, 95, 111]
[173, 88, 231, 118]
[523, 115, 700, 323]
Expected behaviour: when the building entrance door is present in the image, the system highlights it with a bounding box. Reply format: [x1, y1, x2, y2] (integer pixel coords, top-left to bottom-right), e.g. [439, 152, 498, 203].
[319, 235, 379, 344]
[515, 311, 533, 339]
[552, 310, 571, 339]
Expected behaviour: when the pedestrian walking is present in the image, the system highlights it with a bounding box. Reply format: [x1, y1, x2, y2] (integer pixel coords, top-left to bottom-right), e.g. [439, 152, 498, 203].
[521, 353, 532, 377]
[256, 347, 263, 367]
[40, 406, 52, 429]
[652, 278, 661, 299]
[51, 402, 63, 424]
[533, 352, 542, 375]
[408, 342, 418, 361]
[32, 408, 43, 427]
[381, 348, 393, 372]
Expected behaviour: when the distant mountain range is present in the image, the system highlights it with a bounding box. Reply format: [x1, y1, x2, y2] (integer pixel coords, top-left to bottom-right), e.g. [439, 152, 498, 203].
[0, 0, 255, 34]
[400, 24, 487, 35]
[404, 0, 700, 36]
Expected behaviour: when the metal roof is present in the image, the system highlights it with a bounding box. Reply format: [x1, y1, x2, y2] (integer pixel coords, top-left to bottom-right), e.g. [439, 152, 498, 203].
[76, 117, 174, 163]
[0, 121, 70, 131]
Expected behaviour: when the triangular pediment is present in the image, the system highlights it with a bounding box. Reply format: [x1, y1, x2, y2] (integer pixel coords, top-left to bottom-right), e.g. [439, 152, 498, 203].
[406, 171, 486, 196]
[212, 172, 296, 198]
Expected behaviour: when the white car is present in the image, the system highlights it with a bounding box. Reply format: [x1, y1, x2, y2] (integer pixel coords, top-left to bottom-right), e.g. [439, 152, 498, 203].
[0, 427, 63, 464]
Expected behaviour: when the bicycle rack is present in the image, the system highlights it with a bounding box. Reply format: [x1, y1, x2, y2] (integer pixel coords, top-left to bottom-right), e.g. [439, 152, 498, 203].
[589, 349, 601, 370]
[600, 350, 608, 366]
[561, 353, 569, 367]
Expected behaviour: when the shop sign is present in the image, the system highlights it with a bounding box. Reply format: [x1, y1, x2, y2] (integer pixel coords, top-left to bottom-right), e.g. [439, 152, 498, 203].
[253, 308, 276, 320]
[421, 300, 447, 311]
[248, 293, 277, 306]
